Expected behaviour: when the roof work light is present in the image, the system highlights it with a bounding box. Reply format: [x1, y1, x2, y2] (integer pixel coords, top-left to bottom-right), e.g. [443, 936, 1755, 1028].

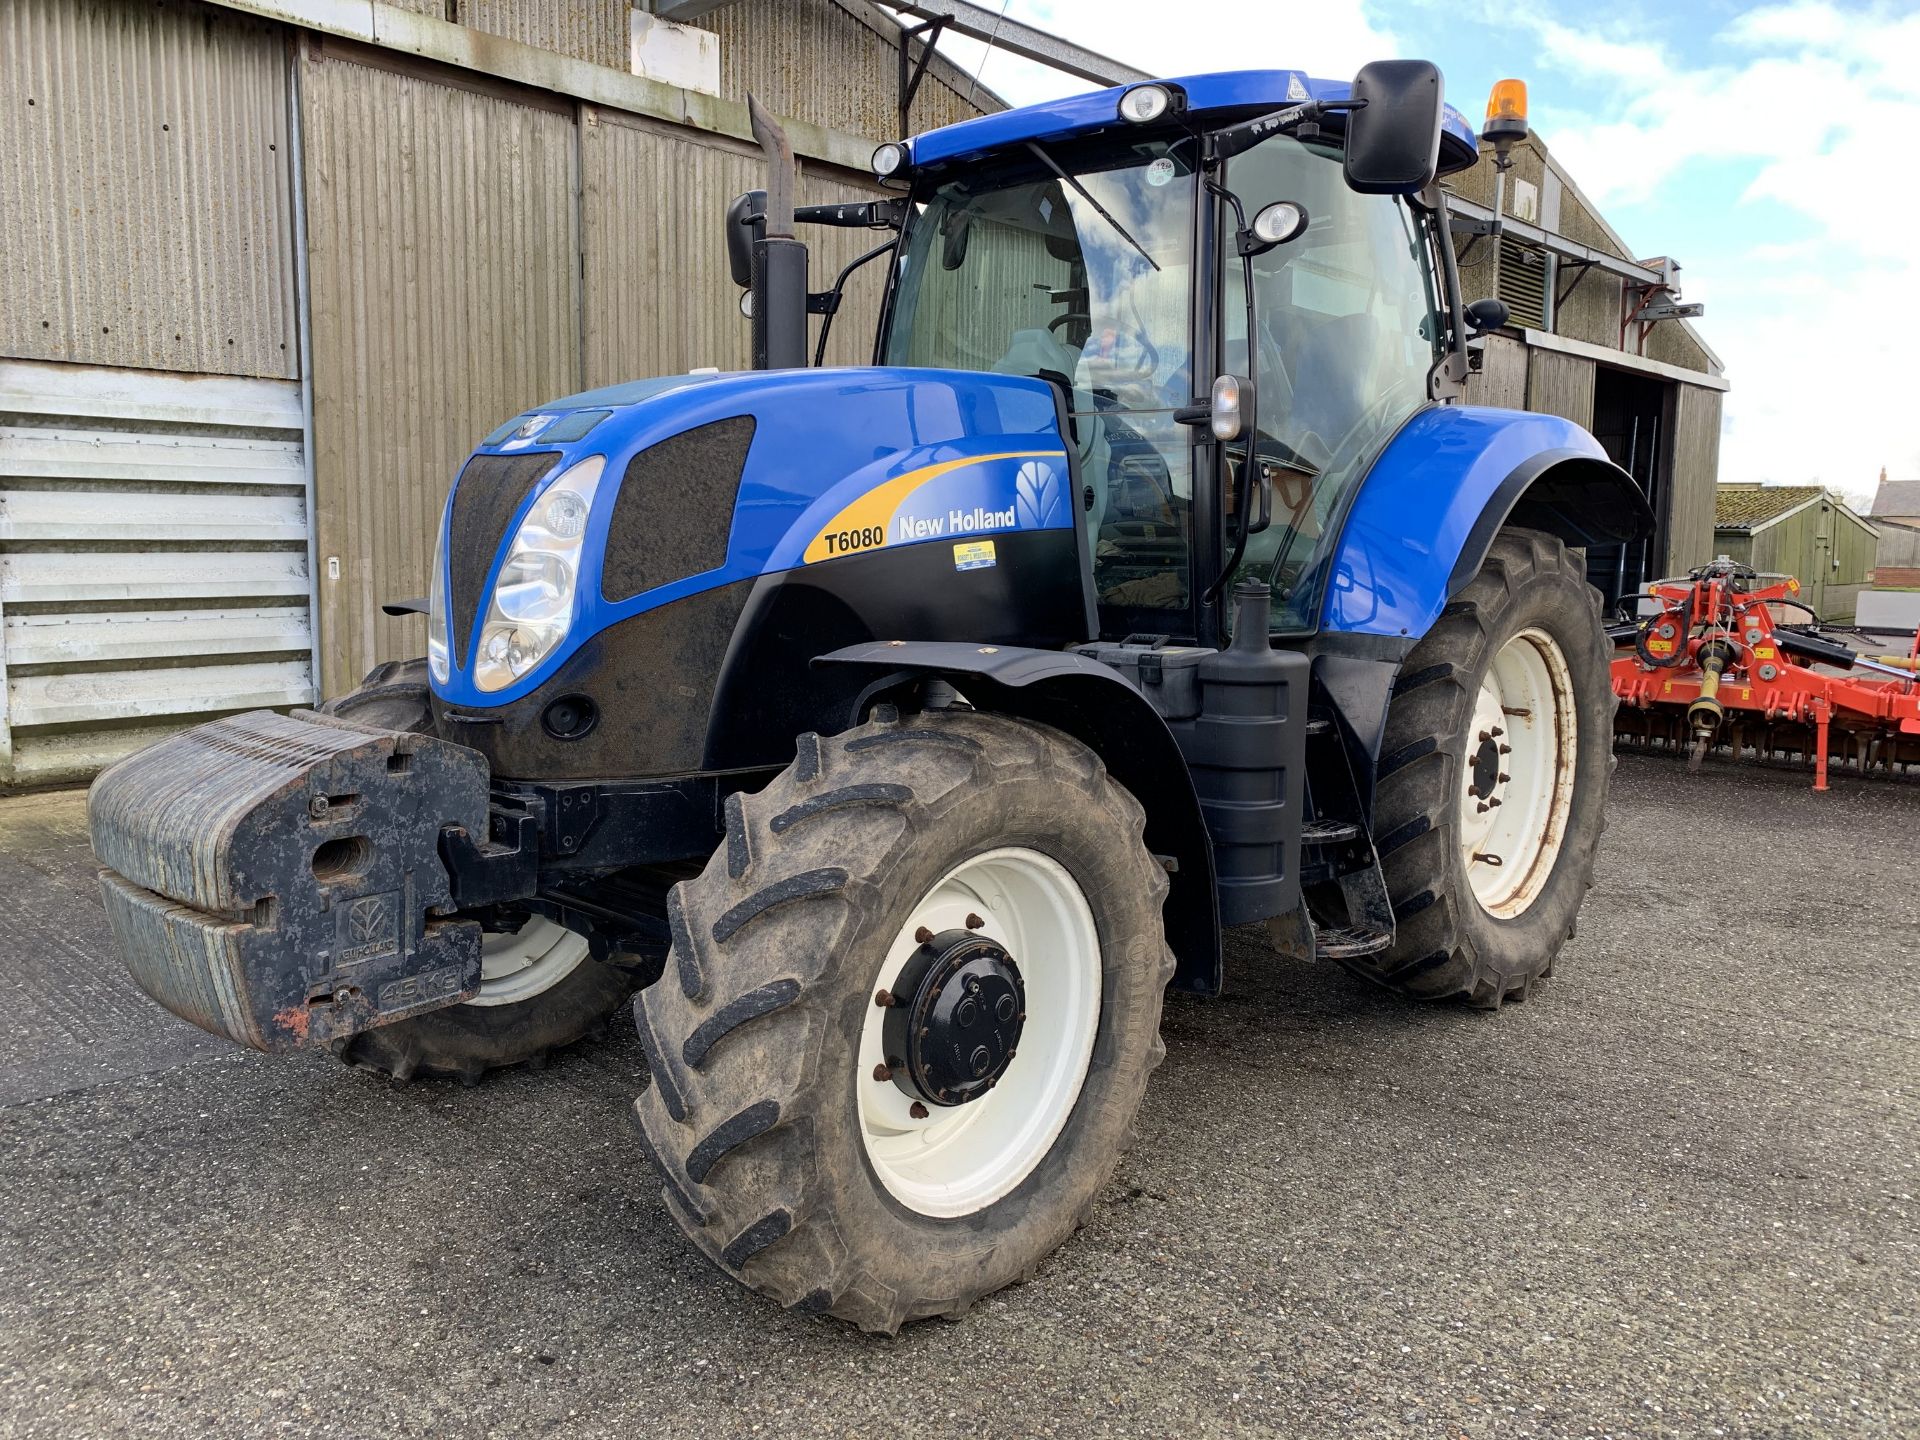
[1117, 84, 1175, 124]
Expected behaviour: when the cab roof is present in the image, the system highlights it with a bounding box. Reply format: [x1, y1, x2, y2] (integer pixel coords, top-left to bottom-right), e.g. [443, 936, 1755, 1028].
[907, 68, 1480, 174]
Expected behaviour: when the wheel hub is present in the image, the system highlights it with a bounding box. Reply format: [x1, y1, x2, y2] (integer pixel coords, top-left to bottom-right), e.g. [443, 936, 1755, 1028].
[882, 929, 1025, 1107]
[1469, 736, 1503, 800]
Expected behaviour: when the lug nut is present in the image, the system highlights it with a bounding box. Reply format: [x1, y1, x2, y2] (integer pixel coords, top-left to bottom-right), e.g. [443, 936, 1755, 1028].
[914, 925, 933, 944]
[874, 988, 896, 1008]
[1498, 772, 1510, 784]
[1491, 726, 1504, 737]
[872, 1062, 893, 1082]
[1476, 801, 1489, 813]
[308, 796, 330, 818]
[1488, 797, 1502, 808]
[909, 1102, 929, 1119]
[964, 913, 985, 931]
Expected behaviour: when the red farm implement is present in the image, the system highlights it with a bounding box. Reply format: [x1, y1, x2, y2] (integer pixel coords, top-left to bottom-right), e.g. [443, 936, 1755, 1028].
[1612, 560, 1920, 790]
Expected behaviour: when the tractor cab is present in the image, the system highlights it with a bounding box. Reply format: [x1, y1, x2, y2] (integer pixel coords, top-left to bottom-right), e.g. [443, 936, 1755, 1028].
[740, 64, 1487, 644]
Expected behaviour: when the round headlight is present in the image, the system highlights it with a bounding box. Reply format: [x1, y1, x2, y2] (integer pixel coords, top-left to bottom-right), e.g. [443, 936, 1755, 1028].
[1118, 85, 1171, 124]
[872, 141, 909, 177]
[1251, 200, 1309, 247]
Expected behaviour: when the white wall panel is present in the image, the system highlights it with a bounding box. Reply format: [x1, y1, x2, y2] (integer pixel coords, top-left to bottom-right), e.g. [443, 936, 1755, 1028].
[0, 359, 316, 787]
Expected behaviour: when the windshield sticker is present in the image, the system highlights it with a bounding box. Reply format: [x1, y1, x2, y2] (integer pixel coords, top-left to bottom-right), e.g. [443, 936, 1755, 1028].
[1286, 72, 1308, 101]
[1144, 157, 1176, 188]
[800, 451, 1068, 564]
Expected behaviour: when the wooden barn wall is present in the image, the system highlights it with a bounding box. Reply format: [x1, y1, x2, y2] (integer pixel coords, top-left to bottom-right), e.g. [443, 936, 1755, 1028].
[1464, 333, 1527, 409]
[1525, 349, 1595, 429]
[1666, 386, 1721, 574]
[300, 40, 582, 695]
[0, 0, 298, 381]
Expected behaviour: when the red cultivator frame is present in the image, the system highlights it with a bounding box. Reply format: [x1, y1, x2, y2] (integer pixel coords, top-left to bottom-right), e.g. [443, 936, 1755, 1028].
[1612, 560, 1920, 790]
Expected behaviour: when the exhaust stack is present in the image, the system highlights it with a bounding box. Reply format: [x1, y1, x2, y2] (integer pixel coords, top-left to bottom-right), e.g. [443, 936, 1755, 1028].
[746, 94, 809, 370]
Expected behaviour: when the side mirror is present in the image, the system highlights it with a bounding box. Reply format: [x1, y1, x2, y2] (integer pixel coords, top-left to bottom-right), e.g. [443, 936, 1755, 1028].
[1465, 297, 1510, 332]
[725, 190, 767, 289]
[1342, 59, 1444, 196]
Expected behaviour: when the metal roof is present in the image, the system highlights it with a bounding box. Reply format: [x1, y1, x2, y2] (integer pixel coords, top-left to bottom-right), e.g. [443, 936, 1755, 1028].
[907, 69, 1479, 170]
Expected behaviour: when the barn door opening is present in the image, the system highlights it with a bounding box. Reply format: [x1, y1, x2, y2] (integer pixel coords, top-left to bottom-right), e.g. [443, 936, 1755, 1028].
[1587, 365, 1671, 611]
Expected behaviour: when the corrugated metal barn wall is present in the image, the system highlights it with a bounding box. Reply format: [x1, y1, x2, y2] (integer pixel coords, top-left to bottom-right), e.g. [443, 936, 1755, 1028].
[1, 0, 298, 379]
[0, 0, 317, 787]
[581, 108, 889, 381]
[305, 42, 908, 694]
[299, 38, 583, 696]
[692, 0, 996, 137]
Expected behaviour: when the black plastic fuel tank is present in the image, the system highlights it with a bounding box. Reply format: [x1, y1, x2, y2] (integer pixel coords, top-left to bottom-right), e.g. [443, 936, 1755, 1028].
[1165, 580, 1307, 927]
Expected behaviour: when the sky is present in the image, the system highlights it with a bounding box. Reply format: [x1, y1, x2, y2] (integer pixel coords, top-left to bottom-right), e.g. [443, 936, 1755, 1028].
[925, 1, 1920, 511]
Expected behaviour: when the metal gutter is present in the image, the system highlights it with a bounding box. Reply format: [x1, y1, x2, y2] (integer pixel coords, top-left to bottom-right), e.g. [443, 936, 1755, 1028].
[1518, 327, 1728, 391]
[204, 0, 884, 174]
[871, 0, 1149, 87]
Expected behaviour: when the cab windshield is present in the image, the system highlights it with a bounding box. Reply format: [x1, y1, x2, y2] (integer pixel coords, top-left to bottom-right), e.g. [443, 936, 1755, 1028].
[883, 137, 1200, 628]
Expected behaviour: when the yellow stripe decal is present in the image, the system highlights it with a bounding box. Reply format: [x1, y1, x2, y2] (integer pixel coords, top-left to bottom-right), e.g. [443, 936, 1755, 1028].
[801, 450, 1064, 564]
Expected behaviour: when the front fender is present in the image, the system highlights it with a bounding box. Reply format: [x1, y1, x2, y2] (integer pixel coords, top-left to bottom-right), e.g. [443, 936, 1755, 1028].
[817, 641, 1222, 996]
[1321, 406, 1653, 642]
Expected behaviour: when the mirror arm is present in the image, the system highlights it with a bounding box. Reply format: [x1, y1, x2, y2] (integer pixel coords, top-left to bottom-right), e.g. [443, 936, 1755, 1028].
[811, 237, 900, 367]
[1211, 97, 1366, 164]
[795, 198, 909, 230]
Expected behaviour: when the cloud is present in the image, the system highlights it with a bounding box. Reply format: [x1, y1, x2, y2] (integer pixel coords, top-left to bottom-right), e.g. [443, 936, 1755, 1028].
[1513, 3, 1920, 500]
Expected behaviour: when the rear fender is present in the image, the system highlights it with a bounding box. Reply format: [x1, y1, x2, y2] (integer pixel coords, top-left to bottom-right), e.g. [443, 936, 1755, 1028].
[1322, 406, 1654, 643]
[817, 641, 1222, 995]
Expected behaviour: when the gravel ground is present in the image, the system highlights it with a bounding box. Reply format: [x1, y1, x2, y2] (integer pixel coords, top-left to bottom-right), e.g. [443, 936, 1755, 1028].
[0, 754, 1914, 1439]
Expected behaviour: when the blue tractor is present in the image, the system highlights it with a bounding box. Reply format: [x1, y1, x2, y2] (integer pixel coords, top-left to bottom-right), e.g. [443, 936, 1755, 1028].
[90, 62, 1648, 1331]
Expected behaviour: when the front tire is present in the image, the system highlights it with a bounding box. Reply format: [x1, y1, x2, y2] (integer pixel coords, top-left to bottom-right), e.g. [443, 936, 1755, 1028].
[1343, 527, 1613, 1007]
[630, 706, 1174, 1332]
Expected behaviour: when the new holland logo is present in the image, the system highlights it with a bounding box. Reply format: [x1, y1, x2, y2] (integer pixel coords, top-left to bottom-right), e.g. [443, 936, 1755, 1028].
[338, 892, 400, 964]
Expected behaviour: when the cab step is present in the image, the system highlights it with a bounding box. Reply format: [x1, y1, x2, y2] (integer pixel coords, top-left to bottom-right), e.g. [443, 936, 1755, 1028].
[1313, 924, 1393, 960]
[1301, 817, 1361, 845]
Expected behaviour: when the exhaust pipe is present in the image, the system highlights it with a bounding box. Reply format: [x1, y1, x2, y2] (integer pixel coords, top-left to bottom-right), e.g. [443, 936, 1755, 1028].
[746, 94, 809, 371]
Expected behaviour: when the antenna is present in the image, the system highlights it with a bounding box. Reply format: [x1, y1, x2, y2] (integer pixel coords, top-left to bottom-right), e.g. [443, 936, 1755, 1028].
[966, 0, 1012, 109]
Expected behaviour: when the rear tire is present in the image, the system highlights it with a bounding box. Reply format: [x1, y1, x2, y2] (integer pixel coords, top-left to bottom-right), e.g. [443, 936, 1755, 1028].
[1342, 527, 1613, 1007]
[629, 706, 1174, 1332]
[320, 659, 639, 1083]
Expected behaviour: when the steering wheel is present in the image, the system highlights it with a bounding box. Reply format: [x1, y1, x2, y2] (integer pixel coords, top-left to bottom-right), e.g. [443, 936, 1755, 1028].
[1048, 312, 1092, 335]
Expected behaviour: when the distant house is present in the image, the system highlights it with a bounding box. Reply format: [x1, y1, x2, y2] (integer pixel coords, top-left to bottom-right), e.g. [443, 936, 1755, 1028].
[1714, 486, 1879, 622]
[1869, 468, 1920, 529]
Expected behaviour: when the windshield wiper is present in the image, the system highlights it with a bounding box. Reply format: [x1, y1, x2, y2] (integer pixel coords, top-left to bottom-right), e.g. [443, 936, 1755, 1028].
[1025, 142, 1161, 273]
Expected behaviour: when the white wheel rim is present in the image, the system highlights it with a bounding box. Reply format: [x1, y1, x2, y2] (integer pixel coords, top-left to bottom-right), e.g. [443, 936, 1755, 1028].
[1458, 626, 1579, 917]
[857, 847, 1102, 1219]
[466, 916, 591, 1007]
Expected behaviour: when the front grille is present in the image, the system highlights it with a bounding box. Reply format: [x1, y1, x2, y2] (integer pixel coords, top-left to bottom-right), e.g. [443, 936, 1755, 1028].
[447, 451, 558, 667]
[601, 416, 756, 604]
